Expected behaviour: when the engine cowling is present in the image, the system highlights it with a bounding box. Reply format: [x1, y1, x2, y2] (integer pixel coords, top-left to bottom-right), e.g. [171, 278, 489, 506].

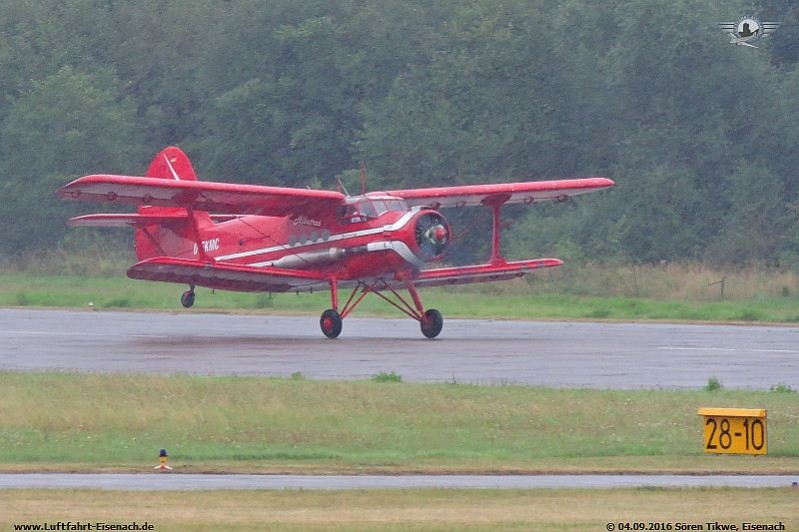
[412, 211, 450, 261]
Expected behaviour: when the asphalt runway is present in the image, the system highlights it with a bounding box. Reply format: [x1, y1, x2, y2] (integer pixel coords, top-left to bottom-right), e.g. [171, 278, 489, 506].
[1, 473, 797, 490]
[2, 308, 798, 389]
[3, 308, 799, 491]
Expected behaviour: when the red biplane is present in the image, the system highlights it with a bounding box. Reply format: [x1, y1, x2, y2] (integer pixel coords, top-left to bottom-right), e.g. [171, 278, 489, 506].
[58, 147, 612, 338]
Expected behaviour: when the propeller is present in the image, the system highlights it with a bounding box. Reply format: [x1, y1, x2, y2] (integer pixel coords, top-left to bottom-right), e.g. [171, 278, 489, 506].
[415, 212, 449, 259]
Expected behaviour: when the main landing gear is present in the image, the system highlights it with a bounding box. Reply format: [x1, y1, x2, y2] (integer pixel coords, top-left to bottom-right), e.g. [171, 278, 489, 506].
[319, 279, 443, 340]
[320, 309, 343, 339]
[420, 309, 443, 339]
[180, 285, 195, 308]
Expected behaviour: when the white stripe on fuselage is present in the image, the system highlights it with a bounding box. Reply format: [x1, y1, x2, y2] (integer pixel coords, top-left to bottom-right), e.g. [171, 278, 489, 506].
[366, 240, 424, 267]
[216, 210, 418, 262]
[247, 240, 425, 269]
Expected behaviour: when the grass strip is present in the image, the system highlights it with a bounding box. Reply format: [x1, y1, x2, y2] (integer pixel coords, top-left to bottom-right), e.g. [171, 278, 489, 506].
[2, 372, 798, 473]
[3, 274, 799, 323]
[1, 488, 796, 531]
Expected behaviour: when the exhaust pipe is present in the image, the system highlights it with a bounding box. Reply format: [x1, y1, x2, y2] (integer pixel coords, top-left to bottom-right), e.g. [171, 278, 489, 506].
[264, 246, 368, 269]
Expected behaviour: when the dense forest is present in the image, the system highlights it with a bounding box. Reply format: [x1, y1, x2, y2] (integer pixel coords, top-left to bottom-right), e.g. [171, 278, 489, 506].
[1, 0, 798, 267]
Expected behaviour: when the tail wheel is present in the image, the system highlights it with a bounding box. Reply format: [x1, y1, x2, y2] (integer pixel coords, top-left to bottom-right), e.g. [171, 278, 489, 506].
[180, 289, 195, 308]
[320, 309, 343, 339]
[420, 309, 443, 339]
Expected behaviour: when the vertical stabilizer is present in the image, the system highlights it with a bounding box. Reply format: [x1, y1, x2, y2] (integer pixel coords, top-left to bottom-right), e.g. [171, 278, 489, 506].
[136, 146, 211, 260]
[146, 146, 199, 181]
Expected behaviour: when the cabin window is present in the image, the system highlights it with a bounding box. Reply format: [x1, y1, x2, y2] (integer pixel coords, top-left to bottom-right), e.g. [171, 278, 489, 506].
[338, 200, 374, 224]
[384, 200, 407, 212]
[338, 198, 407, 224]
[358, 200, 377, 219]
[371, 200, 388, 215]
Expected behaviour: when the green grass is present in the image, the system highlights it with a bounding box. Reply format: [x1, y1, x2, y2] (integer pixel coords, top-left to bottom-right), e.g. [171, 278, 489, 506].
[371, 371, 403, 383]
[2, 372, 799, 473]
[3, 274, 799, 323]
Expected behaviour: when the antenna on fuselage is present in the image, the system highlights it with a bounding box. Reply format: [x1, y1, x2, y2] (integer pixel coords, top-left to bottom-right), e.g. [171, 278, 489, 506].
[360, 160, 367, 195]
[337, 176, 350, 197]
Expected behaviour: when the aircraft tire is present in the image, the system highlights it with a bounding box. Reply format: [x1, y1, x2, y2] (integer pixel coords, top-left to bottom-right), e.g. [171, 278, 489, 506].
[320, 309, 343, 339]
[420, 309, 443, 339]
[180, 290, 195, 308]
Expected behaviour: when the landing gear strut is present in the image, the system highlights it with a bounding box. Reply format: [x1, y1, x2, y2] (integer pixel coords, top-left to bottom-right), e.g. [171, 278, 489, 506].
[319, 278, 444, 339]
[180, 286, 195, 308]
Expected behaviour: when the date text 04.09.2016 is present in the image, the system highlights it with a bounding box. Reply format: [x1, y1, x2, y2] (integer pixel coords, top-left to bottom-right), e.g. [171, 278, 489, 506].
[606, 523, 786, 531]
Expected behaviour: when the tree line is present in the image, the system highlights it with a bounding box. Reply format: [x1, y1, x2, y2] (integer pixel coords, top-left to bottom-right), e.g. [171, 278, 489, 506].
[1, 0, 798, 267]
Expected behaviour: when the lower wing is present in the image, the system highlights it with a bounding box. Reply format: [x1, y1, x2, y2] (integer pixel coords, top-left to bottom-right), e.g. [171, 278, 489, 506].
[127, 257, 329, 293]
[413, 258, 562, 288]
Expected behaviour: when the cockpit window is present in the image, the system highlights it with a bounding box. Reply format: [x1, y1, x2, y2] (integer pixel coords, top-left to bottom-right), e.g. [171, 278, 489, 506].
[358, 200, 377, 219]
[370, 200, 388, 215]
[368, 198, 408, 215]
[384, 200, 407, 212]
[338, 197, 408, 224]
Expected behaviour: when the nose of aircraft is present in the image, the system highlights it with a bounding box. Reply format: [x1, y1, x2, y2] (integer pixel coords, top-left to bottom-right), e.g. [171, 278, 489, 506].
[414, 212, 450, 259]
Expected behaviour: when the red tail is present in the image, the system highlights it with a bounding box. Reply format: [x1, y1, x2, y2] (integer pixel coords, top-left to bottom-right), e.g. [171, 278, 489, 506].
[135, 147, 212, 260]
[145, 146, 199, 181]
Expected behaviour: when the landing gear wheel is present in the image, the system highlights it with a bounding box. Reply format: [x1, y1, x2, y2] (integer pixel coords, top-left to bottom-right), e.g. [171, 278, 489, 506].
[180, 289, 195, 308]
[420, 309, 443, 339]
[320, 309, 343, 339]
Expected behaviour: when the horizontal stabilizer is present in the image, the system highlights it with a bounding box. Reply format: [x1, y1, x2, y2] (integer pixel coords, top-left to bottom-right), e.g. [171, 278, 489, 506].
[414, 258, 562, 288]
[69, 213, 245, 227]
[68, 213, 189, 228]
[127, 257, 329, 293]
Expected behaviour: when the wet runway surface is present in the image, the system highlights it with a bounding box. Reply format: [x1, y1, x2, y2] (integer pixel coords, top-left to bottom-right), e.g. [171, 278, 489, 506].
[0, 309, 799, 389]
[2, 308, 798, 389]
[1, 473, 797, 490]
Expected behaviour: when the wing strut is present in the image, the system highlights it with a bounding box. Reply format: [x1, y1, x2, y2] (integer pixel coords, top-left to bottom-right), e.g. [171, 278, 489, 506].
[484, 195, 511, 265]
[491, 203, 503, 265]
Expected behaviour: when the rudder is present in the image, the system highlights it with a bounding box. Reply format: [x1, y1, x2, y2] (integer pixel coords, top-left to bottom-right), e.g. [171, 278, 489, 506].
[145, 146, 199, 181]
[135, 146, 212, 260]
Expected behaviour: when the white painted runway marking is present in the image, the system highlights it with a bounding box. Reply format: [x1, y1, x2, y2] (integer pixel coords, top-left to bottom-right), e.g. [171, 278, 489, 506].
[657, 346, 799, 354]
[2, 330, 167, 338]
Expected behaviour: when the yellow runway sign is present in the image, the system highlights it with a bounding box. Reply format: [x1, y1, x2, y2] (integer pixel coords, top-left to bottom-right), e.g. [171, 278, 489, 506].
[698, 408, 767, 455]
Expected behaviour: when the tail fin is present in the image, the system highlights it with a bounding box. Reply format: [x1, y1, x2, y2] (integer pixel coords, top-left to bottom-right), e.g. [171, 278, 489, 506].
[136, 147, 212, 260]
[145, 146, 199, 181]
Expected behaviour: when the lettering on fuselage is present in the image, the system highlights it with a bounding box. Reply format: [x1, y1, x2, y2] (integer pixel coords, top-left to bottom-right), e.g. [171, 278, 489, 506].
[293, 215, 322, 227]
[193, 238, 220, 255]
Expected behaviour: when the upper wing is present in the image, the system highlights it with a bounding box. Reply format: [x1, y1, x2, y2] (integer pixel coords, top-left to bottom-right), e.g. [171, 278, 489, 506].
[386, 178, 613, 208]
[68, 213, 246, 227]
[127, 257, 329, 293]
[58, 174, 346, 217]
[412, 258, 563, 288]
